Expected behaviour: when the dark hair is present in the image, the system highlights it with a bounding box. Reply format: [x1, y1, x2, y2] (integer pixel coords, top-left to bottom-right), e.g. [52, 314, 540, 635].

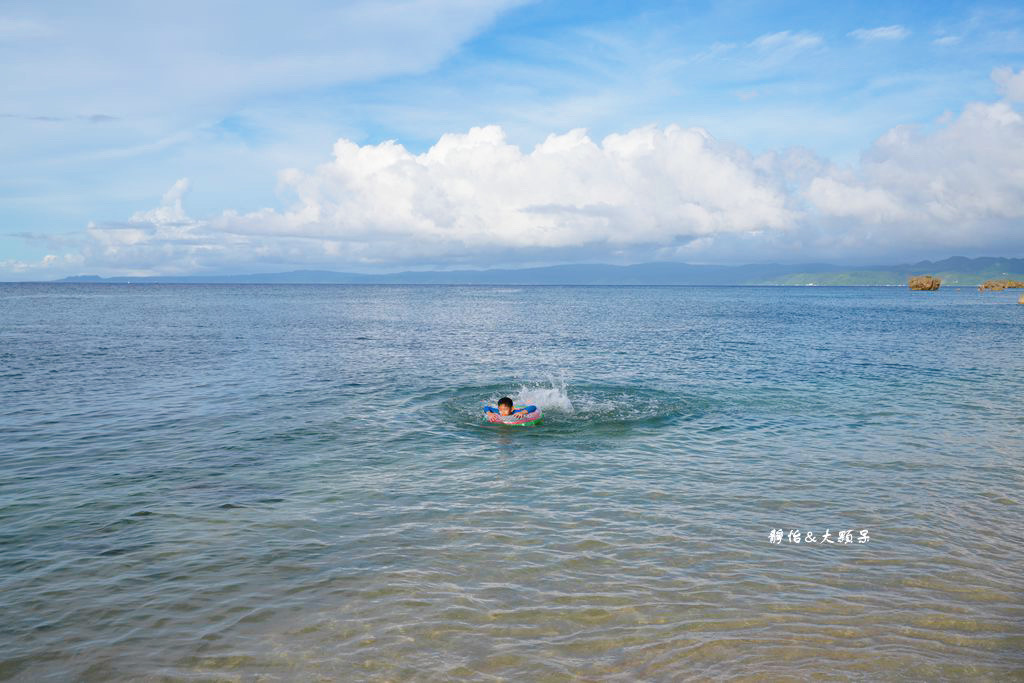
[497, 396, 513, 409]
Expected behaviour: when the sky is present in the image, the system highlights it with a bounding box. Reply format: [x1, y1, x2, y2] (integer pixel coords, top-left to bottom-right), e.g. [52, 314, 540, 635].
[1, 0, 1023, 279]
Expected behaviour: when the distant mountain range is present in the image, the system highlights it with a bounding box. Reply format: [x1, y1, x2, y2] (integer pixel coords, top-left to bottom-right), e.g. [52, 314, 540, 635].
[55, 256, 1024, 286]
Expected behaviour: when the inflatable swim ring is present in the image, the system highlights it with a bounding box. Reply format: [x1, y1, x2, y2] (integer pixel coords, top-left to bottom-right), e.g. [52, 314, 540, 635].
[483, 404, 543, 426]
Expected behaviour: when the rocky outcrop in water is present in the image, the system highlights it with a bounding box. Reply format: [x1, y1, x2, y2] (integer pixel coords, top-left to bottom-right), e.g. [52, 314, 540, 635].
[978, 279, 1024, 292]
[908, 275, 941, 291]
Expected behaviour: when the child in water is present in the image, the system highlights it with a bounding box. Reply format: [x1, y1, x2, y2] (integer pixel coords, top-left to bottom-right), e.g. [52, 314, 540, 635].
[496, 396, 529, 417]
[484, 396, 541, 424]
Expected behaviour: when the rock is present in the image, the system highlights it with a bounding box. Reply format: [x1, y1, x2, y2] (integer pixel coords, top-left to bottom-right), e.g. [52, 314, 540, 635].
[979, 279, 1024, 292]
[908, 275, 941, 291]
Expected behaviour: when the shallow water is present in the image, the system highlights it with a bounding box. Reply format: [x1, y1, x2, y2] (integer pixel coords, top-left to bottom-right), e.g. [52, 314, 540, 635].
[1, 283, 1022, 680]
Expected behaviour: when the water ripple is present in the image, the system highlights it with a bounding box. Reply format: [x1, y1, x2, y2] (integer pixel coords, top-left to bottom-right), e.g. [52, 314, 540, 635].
[1, 284, 1022, 680]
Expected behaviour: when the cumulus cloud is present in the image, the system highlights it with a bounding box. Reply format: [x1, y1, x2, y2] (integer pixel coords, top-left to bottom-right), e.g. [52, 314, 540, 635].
[992, 66, 1024, 102]
[77, 179, 257, 274]
[849, 25, 910, 41]
[802, 99, 1024, 255]
[18, 74, 1024, 277]
[0, 252, 78, 273]
[230, 125, 792, 247]
[74, 125, 795, 273]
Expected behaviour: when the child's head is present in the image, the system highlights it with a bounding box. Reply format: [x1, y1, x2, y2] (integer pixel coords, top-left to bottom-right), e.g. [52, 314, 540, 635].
[497, 396, 514, 415]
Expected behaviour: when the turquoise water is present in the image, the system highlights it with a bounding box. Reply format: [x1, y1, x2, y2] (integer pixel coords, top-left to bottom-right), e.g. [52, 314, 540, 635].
[1, 283, 1022, 680]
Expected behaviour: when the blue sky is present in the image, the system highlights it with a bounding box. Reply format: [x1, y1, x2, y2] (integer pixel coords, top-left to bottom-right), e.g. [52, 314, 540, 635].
[2, 1, 1023, 278]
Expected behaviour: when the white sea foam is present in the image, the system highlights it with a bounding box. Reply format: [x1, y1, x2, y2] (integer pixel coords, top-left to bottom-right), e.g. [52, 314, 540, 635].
[513, 374, 575, 414]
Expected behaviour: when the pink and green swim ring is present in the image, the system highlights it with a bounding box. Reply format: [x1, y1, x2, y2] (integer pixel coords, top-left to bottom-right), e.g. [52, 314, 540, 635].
[483, 404, 543, 426]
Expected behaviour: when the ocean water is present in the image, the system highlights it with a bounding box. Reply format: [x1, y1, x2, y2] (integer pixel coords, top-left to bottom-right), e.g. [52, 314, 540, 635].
[1, 283, 1022, 681]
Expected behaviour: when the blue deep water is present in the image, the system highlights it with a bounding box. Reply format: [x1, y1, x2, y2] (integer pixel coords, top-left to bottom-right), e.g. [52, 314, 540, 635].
[1, 283, 1022, 680]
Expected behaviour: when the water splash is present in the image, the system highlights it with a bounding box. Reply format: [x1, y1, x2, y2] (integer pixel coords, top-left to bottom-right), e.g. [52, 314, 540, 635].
[447, 374, 696, 432]
[511, 374, 575, 414]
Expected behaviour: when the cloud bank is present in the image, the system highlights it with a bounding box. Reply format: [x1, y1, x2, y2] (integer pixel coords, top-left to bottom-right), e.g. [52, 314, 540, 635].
[993, 66, 1024, 102]
[12, 68, 1024, 277]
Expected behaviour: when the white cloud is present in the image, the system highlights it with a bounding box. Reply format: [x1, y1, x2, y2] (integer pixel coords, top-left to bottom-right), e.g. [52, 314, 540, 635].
[750, 30, 823, 54]
[130, 179, 190, 226]
[248, 124, 794, 250]
[849, 25, 910, 42]
[14, 78, 1024, 278]
[743, 31, 824, 73]
[0, 1, 528, 120]
[932, 35, 961, 46]
[72, 125, 794, 273]
[992, 66, 1024, 102]
[806, 176, 908, 223]
[0, 252, 75, 273]
[802, 100, 1024, 255]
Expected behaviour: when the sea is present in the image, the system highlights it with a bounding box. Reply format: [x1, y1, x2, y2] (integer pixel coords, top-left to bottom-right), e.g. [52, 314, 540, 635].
[1, 283, 1022, 680]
